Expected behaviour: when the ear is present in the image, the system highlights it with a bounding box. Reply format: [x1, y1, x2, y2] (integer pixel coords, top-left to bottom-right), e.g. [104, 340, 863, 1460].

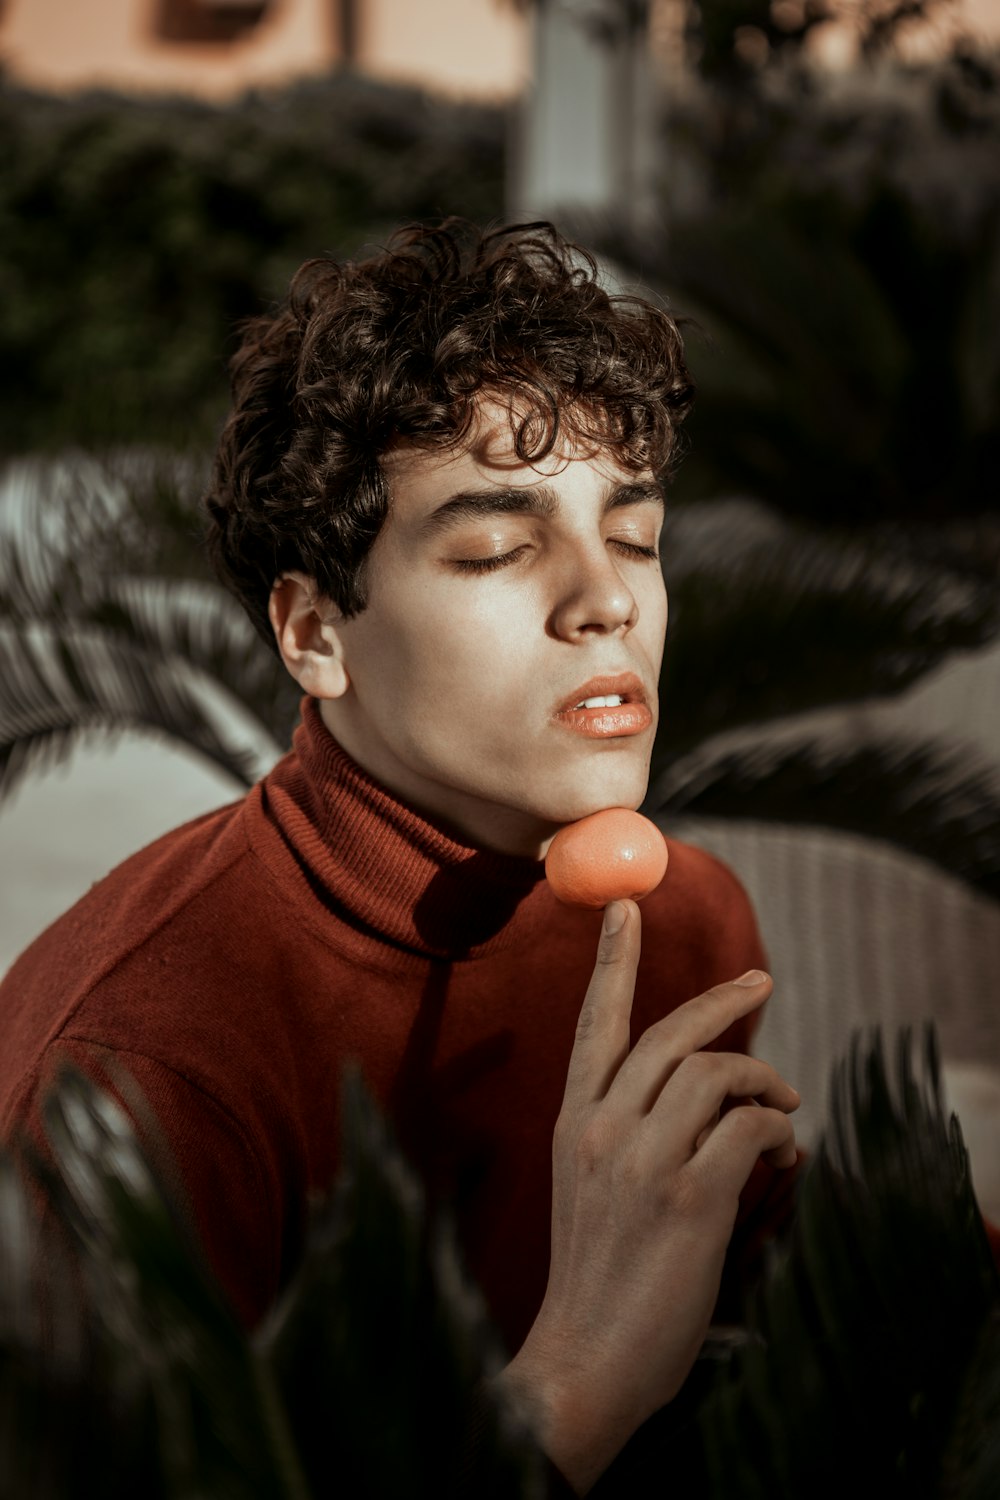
[268, 572, 350, 699]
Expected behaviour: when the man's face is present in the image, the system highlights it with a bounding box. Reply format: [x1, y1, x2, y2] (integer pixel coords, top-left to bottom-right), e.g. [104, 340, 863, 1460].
[320, 408, 668, 856]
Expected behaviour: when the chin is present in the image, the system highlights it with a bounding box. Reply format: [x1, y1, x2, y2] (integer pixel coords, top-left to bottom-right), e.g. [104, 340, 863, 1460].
[537, 771, 649, 827]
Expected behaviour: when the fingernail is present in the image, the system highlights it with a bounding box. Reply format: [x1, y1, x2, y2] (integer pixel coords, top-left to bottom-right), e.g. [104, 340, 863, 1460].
[603, 901, 626, 936]
[734, 969, 767, 986]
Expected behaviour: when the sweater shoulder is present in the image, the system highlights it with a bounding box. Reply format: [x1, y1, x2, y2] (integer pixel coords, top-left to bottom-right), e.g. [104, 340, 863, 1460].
[0, 795, 258, 1110]
[657, 831, 760, 932]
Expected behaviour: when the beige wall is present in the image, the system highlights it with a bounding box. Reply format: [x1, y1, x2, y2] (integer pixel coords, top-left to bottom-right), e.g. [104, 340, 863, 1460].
[0, 0, 995, 104]
[0, 0, 338, 99]
[0, 0, 529, 101]
[358, 0, 528, 99]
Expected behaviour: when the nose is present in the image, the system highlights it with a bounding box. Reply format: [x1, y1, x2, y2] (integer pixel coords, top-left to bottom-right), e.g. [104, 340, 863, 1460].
[548, 545, 639, 642]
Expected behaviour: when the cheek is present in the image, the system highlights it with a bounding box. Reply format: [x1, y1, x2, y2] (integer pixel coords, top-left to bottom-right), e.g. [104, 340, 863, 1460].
[640, 578, 668, 657]
[354, 606, 499, 739]
[405, 593, 527, 684]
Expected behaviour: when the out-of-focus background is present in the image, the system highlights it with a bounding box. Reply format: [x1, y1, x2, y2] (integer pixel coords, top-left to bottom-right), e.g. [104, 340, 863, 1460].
[1, 0, 998, 1188]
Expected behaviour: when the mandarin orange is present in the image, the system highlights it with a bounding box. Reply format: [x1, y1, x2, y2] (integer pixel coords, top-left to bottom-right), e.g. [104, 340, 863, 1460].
[545, 808, 669, 908]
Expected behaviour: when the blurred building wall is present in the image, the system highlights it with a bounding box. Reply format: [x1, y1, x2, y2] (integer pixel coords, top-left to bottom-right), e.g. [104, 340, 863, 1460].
[0, 0, 530, 101]
[3, 1, 997, 108]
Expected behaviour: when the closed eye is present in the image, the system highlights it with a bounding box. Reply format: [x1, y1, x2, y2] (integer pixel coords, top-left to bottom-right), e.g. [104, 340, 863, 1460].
[452, 546, 528, 574]
[610, 540, 659, 561]
[453, 538, 658, 574]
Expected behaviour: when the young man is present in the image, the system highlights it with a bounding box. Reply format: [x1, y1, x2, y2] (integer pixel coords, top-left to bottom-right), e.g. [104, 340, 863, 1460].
[0, 222, 798, 1492]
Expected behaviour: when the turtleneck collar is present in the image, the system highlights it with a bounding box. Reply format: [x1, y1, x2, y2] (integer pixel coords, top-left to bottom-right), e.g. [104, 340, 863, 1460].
[256, 698, 549, 960]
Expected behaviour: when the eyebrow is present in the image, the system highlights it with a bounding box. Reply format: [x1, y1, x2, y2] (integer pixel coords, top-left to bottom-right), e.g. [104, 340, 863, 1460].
[421, 480, 665, 535]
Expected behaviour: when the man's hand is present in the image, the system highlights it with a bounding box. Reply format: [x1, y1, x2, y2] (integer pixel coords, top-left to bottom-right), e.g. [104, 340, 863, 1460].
[499, 899, 799, 1494]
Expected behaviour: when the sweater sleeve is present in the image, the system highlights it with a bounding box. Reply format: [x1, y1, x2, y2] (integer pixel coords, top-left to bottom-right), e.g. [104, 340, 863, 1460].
[15, 1037, 283, 1329]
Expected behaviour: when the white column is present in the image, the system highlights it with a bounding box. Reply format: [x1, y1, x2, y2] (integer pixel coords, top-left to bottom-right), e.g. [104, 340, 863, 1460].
[509, 0, 661, 240]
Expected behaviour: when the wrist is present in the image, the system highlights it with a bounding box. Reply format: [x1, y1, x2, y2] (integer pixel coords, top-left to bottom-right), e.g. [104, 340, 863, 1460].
[495, 1329, 634, 1496]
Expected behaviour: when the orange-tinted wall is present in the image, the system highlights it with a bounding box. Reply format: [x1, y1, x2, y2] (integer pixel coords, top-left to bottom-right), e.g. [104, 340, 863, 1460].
[0, 0, 530, 101]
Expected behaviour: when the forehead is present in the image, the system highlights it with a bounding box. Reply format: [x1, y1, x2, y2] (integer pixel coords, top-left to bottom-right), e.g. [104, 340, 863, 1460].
[381, 401, 655, 523]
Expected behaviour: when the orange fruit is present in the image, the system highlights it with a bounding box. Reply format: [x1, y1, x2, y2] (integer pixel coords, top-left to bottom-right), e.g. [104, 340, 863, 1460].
[545, 808, 669, 908]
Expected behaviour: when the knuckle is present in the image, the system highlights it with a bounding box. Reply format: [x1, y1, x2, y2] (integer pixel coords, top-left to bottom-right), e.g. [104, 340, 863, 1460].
[680, 1158, 740, 1223]
[613, 1139, 646, 1191]
[575, 994, 628, 1046]
[630, 1024, 662, 1061]
[633, 1009, 684, 1059]
[697, 1049, 726, 1079]
[729, 1103, 788, 1146]
[727, 1103, 762, 1140]
[675, 1050, 720, 1087]
[660, 1166, 703, 1218]
[551, 1110, 576, 1158]
[574, 1114, 619, 1175]
[573, 1004, 599, 1045]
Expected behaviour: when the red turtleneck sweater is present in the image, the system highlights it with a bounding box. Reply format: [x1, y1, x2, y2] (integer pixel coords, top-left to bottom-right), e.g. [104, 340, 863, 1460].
[0, 700, 788, 1346]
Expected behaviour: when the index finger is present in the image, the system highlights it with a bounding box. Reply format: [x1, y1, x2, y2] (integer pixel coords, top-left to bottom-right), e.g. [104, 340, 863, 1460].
[561, 900, 641, 1111]
[607, 971, 775, 1113]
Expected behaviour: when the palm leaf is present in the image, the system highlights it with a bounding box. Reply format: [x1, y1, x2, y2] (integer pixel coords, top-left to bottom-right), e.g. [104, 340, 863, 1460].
[648, 733, 1000, 898]
[701, 1027, 1000, 1498]
[38, 1066, 307, 1500]
[88, 577, 298, 752]
[260, 1064, 543, 1500]
[657, 502, 1000, 759]
[0, 621, 265, 802]
[1, 453, 298, 754]
[0, 1061, 541, 1499]
[942, 1306, 1000, 1499]
[0, 1152, 127, 1498]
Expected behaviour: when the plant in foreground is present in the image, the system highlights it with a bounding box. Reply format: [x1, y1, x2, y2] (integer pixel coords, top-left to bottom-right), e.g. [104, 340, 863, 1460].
[1, 1027, 998, 1497]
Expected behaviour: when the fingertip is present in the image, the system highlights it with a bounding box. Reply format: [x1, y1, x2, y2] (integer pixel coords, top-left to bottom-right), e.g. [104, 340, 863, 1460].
[765, 1130, 799, 1171]
[602, 900, 633, 936]
[602, 901, 626, 936]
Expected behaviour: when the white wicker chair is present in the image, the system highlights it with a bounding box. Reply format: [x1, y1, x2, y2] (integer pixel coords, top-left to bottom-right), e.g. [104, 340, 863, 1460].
[661, 627, 1000, 1219]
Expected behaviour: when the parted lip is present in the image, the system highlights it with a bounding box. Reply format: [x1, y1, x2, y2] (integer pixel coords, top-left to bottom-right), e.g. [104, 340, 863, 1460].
[554, 672, 649, 715]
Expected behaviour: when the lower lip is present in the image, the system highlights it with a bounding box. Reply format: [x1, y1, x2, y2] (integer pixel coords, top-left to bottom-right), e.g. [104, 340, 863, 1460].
[554, 703, 653, 738]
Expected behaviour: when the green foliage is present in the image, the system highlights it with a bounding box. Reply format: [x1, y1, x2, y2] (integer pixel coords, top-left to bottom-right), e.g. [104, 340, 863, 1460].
[0, 76, 505, 452]
[0, 452, 298, 800]
[642, 500, 1000, 895]
[701, 1028, 1000, 1497]
[651, 735, 1000, 898]
[606, 48, 1000, 523]
[2, 1034, 998, 1495]
[261, 1069, 541, 1500]
[657, 505, 1000, 756]
[683, 0, 959, 80]
[2, 1064, 542, 1499]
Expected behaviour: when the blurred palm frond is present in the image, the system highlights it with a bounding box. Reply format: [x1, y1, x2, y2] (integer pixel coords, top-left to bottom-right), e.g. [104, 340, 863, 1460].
[39, 1068, 302, 1500]
[0, 454, 297, 805]
[260, 1067, 543, 1500]
[0, 620, 263, 803]
[2, 1034, 998, 1495]
[0, 1064, 542, 1500]
[701, 1027, 1000, 1498]
[658, 502, 1000, 757]
[649, 735, 1000, 898]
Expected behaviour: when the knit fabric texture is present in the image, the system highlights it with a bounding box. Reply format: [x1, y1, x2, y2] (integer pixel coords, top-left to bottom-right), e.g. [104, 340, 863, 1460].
[0, 699, 790, 1344]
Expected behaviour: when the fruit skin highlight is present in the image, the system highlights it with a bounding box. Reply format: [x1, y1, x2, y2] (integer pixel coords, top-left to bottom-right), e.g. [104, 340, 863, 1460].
[545, 808, 669, 908]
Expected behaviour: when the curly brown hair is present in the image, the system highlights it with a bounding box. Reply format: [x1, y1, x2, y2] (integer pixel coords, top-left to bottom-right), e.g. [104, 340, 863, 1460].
[204, 219, 693, 650]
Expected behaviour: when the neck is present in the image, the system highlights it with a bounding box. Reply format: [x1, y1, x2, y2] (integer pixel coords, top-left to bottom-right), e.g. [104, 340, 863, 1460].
[256, 698, 550, 959]
[318, 699, 561, 859]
